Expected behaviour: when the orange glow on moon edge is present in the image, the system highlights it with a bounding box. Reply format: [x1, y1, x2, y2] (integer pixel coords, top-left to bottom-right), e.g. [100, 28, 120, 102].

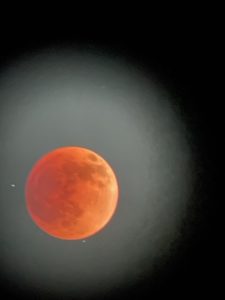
[25, 147, 119, 240]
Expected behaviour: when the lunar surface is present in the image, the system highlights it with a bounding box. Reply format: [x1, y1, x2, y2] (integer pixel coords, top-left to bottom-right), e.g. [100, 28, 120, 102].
[25, 146, 119, 240]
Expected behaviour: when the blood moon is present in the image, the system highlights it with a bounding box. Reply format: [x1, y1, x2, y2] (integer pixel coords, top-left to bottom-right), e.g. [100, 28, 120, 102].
[25, 147, 119, 240]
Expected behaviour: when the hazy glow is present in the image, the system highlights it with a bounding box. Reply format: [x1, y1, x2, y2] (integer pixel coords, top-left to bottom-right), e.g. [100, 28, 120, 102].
[0, 48, 194, 297]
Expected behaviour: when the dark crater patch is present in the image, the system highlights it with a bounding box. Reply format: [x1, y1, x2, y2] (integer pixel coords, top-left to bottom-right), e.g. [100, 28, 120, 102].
[88, 153, 98, 162]
[30, 198, 62, 223]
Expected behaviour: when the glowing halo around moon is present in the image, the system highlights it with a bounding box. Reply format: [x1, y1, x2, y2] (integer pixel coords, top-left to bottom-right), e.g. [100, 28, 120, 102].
[25, 146, 119, 240]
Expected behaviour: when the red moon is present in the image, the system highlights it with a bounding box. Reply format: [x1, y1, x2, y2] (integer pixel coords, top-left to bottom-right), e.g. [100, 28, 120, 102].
[25, 147, 119, 240]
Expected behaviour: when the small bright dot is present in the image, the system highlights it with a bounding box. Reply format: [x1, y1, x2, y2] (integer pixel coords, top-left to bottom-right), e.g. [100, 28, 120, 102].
[10, 184, 16, 188]
[82, 240, 86, 243]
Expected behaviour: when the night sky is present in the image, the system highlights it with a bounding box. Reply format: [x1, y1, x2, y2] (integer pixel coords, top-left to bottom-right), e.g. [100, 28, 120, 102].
[0, 20, 216, 299]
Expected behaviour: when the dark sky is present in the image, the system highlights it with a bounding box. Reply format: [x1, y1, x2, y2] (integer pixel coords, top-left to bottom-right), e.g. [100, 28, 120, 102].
[0, 20, 216, 299]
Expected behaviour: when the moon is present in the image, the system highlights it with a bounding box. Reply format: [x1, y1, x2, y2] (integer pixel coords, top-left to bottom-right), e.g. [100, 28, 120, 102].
[25, 146, 119, 240]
